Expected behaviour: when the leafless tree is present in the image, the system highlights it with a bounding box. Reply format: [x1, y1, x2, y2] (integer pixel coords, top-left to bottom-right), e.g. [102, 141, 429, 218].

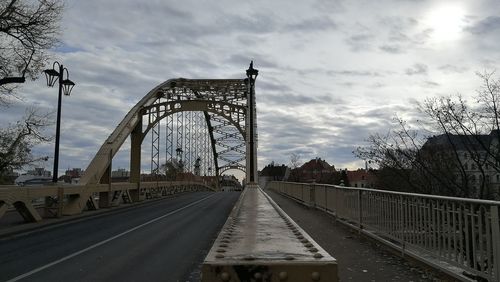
[356, 73, 500, 199]
[0, 0, 63, 103]
[287, 152, 301, 181]
[0, 107, 53, 183]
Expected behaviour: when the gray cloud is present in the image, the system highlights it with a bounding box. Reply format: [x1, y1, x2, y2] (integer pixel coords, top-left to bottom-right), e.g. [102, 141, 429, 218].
[327, 70, 383, 77]
[283, 17, 337, 32]
[422, 80, 439, 88]
[438, 64, 469, 74]
[346, 32, 375, 52]
[379, 44, 403, 54]
[465, 16, 500, 35]
[405, 63, 428, 75]
[261, 93, 334, 107]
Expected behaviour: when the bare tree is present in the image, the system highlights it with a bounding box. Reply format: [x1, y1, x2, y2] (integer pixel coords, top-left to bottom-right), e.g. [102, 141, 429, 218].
[0, 107, 53, 183]
[287, 153, 301, 182]
[356, 73, 500, 199]
[0, 0, 63, 103]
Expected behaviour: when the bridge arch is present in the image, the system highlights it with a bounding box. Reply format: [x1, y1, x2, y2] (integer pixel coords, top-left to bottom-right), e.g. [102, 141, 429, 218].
[140, 99, 246, 142]
[80, 77, 254, 188]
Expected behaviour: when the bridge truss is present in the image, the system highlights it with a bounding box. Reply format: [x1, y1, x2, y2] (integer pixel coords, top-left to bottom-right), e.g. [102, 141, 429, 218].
[143, 78, 249, 183]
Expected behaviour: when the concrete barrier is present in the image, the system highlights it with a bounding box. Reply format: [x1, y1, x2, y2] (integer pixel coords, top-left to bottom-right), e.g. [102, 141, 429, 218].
[202, 185, 338, 282]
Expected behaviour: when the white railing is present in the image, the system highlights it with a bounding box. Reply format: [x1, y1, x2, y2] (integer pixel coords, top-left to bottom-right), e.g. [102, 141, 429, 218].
[269, 181, 500, 282]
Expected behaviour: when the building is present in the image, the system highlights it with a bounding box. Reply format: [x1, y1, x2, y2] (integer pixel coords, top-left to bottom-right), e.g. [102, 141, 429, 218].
[258, 163, 289, 189]
[221, 175, 242, 191]
[112, 168, 130, 178]
[65, 168, 83, 178]
[421, 131, 500, 199]
[15, 168, 52, 186]
[290, 158, 338, 184]
[28, 167, 51, 178]
[346, 169, 377, 188]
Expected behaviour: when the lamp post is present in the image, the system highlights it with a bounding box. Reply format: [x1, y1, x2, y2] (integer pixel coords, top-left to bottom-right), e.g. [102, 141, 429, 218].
[44, 61, 76, 183]
[246, 61, 258, 184]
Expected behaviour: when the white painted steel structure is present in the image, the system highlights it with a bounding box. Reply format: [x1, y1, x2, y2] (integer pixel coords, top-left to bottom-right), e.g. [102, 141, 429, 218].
[269, 181, 500, 282]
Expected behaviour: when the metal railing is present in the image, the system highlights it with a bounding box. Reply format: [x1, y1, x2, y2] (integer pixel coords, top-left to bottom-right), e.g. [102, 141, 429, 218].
[269, 181, 500, 282]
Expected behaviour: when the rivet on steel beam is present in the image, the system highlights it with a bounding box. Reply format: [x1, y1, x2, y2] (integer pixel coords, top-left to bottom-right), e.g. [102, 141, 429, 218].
[314, 253, 323, 259]
[311, 272, 321, 281]
[216, 249, 226, 253]
[297, 235, 304, 239]
[305, 243, 313, 248]
[301, 239, 309, 243]
[279, 271, 288, 280]
[216, 254, 225, 258]
[221, 272, 230, 281]
[284, 255, 295, 260]
[219, 243, 228, 247]
[309, 247, 318, 253]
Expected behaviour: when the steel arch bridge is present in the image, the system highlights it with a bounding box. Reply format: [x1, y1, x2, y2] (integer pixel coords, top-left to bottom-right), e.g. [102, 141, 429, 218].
[79, 64, 259, 194]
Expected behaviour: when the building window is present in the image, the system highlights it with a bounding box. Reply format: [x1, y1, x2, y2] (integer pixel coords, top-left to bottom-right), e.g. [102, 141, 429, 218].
[486, 175, 490, 183]
[471, 163, 476, 170]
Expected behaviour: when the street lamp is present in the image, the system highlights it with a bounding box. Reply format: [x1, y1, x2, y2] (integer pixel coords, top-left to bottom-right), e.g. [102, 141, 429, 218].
[44, 61, 76, 183]
[246, 61, 258, 184]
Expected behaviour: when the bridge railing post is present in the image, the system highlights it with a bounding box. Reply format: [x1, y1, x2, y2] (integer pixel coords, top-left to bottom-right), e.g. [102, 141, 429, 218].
[358, 189, 363, 233]
[492, 205, 500, 280]
[310, 183, 316, 207]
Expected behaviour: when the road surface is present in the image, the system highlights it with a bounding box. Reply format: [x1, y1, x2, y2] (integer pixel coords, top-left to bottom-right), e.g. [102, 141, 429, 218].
[0, 191, 240, 282]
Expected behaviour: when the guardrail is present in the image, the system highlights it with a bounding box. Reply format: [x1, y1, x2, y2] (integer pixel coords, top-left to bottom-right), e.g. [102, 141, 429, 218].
[0, 181, 213, 223]
[268, 181, 500, 282]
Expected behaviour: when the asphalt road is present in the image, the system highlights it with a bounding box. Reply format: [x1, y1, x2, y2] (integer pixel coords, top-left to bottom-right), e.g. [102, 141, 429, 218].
[0, 191, 240, 282]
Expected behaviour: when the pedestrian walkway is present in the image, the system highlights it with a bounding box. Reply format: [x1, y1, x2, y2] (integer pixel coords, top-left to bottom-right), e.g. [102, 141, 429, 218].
[267, 190, 455, 282]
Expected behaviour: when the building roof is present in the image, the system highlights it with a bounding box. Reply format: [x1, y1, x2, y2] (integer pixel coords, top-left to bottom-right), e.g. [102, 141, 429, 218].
[260, 164, 288, 177]
[423, 131, 498, 151]
[300, 158, 334, 171]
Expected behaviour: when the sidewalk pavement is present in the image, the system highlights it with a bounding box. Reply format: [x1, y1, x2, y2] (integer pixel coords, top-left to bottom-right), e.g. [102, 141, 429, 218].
[267, 190, 455, 282]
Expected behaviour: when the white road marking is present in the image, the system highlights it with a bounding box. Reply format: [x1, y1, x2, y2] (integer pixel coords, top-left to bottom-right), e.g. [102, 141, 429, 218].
[6, 193, 217, 282]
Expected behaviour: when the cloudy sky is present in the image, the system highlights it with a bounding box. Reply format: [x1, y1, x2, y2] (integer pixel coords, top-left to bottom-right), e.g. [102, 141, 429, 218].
[3, 0, 500, 176]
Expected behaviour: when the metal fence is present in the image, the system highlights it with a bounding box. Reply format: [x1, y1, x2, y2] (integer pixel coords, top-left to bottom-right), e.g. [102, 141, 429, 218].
[269, 181, 500, 282]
